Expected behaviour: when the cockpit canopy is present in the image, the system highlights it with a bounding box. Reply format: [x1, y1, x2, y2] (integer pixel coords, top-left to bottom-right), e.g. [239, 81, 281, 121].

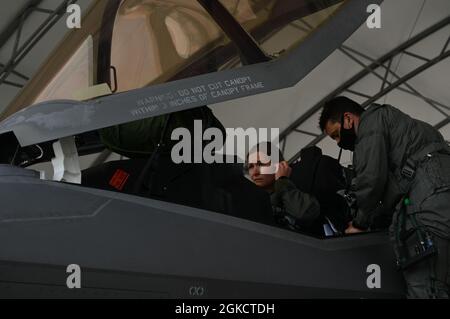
[3, 0, 346, 119]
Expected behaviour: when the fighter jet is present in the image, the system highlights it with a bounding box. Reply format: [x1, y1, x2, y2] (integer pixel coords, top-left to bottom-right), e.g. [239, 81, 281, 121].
[0, 0, 405, 298]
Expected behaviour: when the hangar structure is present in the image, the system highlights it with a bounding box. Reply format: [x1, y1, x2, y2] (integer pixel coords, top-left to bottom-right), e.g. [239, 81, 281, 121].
[0, 0, 448, 165]
[0, 0, 448, 299]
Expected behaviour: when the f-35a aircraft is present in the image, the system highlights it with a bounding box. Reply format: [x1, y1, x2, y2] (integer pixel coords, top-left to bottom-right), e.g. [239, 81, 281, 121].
[0, 0, 406, 298]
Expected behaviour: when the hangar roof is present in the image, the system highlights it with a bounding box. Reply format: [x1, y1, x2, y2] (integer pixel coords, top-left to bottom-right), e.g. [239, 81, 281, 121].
[0, 0, 448, 164]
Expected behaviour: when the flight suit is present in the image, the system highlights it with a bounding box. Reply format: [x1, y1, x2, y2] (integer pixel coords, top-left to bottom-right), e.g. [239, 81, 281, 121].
[351, 104, 450, 298]
[270, 177, 322, 235]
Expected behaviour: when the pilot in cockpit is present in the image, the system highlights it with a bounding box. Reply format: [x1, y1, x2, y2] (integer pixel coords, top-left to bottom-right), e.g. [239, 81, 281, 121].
[246, 142, 322, 235]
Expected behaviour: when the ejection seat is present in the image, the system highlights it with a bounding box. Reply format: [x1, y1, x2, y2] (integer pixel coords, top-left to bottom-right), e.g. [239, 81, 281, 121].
[290, 147, 351, 235]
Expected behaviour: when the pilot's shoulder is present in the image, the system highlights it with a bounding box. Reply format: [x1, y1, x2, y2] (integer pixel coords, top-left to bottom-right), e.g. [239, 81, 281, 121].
[361, 103, 398, 126]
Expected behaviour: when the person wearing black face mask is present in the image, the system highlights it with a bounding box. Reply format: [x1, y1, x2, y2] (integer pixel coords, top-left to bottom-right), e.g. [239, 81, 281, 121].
[319, 96, 450, 299]
[338, 113, 358, 152]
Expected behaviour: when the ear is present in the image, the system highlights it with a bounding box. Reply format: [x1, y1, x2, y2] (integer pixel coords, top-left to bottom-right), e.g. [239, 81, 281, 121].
[343, 112, 353, 120]
[343, 112, 355, 128]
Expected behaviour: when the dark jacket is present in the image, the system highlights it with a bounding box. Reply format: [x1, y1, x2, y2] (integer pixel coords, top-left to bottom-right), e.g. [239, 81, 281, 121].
[352, 104, 450, 238]
[270, 177, 321, 233]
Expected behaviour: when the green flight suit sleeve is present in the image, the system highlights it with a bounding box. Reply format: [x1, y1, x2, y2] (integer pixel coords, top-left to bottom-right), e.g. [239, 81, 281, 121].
[272, 177, 320, 226]
[353, 127, 389, 229]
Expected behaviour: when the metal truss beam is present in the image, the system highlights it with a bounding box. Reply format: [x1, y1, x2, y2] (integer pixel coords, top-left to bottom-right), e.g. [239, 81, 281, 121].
[287, 48, 450, 163]
[0, 0, 43, 49]
[0, 0, 79, 88]
[339, 45, 449, 116]
[281, 17, 450, 163]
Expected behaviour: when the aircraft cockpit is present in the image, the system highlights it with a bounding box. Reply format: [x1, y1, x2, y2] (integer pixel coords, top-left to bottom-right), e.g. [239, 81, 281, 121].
[0, 0, 352, 238]
[0, 0, 407, 299]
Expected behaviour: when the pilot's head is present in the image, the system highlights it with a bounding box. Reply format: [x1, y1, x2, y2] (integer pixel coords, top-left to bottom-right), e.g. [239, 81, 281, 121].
[319, 96, 365, 152]
[246, 142, 283, 191]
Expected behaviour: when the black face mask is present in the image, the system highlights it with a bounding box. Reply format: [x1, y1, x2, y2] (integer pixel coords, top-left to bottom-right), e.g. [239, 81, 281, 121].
[338, 114, 357, 152]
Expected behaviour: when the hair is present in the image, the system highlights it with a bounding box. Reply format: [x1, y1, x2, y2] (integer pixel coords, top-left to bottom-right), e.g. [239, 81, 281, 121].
[319, 96, 365, 131]
[245, 142, 284, 171]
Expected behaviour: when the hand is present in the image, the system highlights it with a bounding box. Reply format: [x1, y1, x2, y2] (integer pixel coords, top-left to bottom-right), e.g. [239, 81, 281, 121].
[345, 222, 365, 234]
[276, 161, 292, 180]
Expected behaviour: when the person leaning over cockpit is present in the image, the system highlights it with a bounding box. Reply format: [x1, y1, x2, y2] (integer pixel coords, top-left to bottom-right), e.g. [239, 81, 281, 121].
[320, 96, 450, 299]
[246, 143, 321, 234]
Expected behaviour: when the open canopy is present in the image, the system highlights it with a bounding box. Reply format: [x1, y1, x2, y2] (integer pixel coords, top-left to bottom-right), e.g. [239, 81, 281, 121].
[0, 0, 448, 162]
